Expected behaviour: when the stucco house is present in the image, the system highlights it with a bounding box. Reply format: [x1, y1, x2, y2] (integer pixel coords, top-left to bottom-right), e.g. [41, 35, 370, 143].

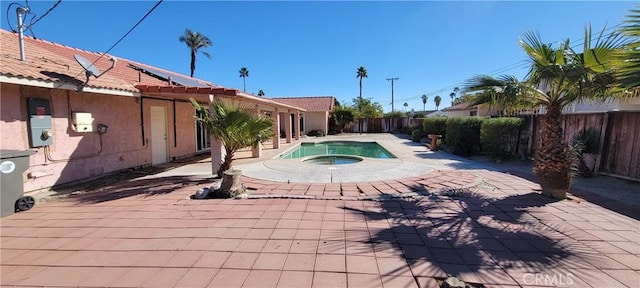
[0, 29, 306, 193]
[269, 96, 335, 136]
[437, 102, 498, 117]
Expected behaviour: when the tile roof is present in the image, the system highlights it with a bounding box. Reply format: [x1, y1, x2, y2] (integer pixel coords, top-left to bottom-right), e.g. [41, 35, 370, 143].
[0, 29, 221, 94]
[441, 102, 476, 112]
[270, 96, 335, 112]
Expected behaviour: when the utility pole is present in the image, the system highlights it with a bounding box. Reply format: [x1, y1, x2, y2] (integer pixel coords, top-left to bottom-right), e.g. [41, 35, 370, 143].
[386, 77, 399, 112]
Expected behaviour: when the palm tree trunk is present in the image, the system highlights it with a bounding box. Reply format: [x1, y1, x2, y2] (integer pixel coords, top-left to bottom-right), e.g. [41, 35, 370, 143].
[533, 103, 571, 199]
[359, 77, 363, 101]
[243, 77, 246, 92]
[190, 50, 196, 77]
[217, 149, 234, 177]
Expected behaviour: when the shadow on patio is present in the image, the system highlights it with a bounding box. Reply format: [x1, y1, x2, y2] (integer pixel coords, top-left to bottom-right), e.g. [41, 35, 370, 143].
[61, 175, 210, 204]
[343, 189, 576, 286]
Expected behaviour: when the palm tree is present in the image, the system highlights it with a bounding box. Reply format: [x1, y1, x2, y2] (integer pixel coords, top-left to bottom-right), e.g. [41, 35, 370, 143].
[403, 102, 408, 111]
[239, 67, 249, 92]
[257, 89, 265, 97]
[356, 66, 368, 102]
[453, 86, 460, 95]
[421, 94, 428, 111]
[179, 29, 212, 77]
[449, 92, 456, 103]
[464, 26, 625, 199]
[616, 5, 640, 91]
[190, 99, 274, 177]
[434, 95, 442, 110]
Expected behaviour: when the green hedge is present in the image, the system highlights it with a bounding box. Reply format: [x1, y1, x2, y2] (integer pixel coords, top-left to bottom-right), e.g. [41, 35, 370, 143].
[307, 129, 325, 137]
[411, 130, 425, 142]
[480, 117, 524, 159]
[423, 117, 448, 139]
[445, 117, 483, 156]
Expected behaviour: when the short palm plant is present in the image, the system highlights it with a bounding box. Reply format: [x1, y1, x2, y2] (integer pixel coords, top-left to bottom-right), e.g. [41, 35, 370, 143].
[570, 128, 600, 177]
[464, 26, 626, 199]
[190, 98, 274, 177]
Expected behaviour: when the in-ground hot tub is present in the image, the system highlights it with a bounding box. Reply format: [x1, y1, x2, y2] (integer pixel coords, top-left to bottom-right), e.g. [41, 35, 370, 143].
[302, 155, 363, 165]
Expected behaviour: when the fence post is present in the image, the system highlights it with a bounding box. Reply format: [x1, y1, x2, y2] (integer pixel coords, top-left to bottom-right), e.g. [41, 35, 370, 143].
[594, 112, 611, 175]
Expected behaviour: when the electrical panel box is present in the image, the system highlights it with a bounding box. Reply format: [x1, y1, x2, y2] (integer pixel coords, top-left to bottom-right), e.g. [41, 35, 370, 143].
[72, 112, 93, 132]
[27, 98, 53, 147]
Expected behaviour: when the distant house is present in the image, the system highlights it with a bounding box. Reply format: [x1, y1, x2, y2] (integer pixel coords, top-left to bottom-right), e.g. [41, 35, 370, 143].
[0, 29, 305, 192]
[438, 102, 497, 117]
[270, 96, 335, 136]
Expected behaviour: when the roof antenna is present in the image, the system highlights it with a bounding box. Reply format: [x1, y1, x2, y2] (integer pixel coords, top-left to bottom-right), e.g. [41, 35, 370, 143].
[16, 6, 30, 61]
[73, 54, 117, 87]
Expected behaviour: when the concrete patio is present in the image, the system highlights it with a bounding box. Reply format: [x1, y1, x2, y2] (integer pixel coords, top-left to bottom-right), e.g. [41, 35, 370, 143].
[1, 134, 638, 287]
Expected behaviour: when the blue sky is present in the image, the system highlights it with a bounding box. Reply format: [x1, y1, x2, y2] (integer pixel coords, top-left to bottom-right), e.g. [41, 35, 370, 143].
[2, 1, 635, 112]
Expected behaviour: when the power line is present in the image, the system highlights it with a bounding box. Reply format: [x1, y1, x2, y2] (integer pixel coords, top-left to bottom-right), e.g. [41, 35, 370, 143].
[25, 0, 61, 29]
[393, 23, 625, 105]
[77, 0, 163, 78]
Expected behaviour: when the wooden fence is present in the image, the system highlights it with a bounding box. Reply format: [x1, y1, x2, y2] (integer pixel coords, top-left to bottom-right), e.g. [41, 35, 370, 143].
[345, 112, 639, 181]
[531, 111, 639, 181]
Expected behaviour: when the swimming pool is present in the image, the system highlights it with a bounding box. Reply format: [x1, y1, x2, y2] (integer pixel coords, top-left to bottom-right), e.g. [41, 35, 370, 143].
[279, 141, 397, 159]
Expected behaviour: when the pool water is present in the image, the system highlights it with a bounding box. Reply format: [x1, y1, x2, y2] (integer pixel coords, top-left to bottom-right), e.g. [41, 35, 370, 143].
[279, 141, 396, 159]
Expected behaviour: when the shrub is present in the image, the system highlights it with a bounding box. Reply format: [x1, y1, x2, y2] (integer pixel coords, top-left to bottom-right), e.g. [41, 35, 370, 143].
[423, 117, 448, 139]
[411, 129, 425, 142]
[445, 117, 483, 156]
[307, 129, 325, 137]
[480, 117, 524, 159]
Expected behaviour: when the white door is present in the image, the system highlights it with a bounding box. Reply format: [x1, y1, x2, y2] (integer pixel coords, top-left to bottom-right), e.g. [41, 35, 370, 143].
[150, 106, 168, 165]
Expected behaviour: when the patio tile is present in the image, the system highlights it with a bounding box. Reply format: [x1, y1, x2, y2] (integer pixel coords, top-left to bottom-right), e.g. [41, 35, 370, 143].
[438, 263, 482, 284]
[315, 254, 346, 272]
[347, 273, 383, 288]
[236, 239, 268, 253]
[346, 255, 380, 274]
[270, 229, 298, 239]
[173, 268, 218, 287]
[381, 275, 419, 288]
[295, 229, 321, 240]
[567, 268, 627, 287]
[289, 240, 318, 254]
[298, 220, 323, 229]
[601, 269, 640, 288]
[135, 250, 177, 267]
[222, 252, 259, 269]
[253, 253, 288, 270]
[283, 254, 315, 271]
[606, 253, 640, 270]
[242, 270, 281, 288]
[166, 250, 206, 268]
[194, 251, 232, 268]
[79, 267, 131, 287]
[409, 260, 447, 278]
[313, 272, 347, 288]
[277, 271, 313, 288]
[376, 256, 413, 276]
[415, 277, 440, 288]
[14, 266, 95, 287]
[210, 238, 241, 251]
[207, 269, 250, 288]
[263, 239, 293, 253]
[246, 228, 274, 239]
[318, 240, 346, 254]
[472, 267, 519, 285]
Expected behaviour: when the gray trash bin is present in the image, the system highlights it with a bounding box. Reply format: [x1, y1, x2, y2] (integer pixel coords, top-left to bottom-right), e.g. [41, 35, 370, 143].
[1, 150, 36, 217]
